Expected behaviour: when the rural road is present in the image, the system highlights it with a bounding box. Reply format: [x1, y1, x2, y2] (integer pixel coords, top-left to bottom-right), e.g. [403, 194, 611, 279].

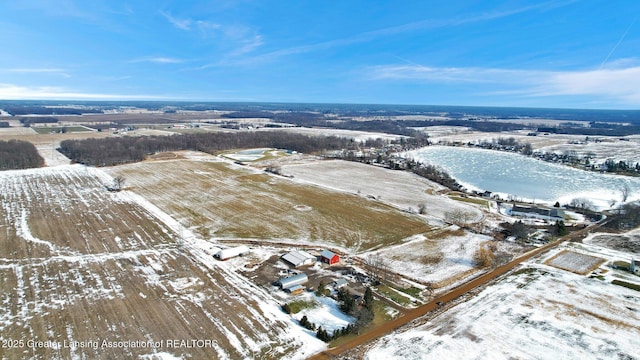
[309, 222, 601, 359]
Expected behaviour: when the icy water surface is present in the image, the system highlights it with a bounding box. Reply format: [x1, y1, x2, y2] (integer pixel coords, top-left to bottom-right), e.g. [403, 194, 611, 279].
[409, 146, 640, 208]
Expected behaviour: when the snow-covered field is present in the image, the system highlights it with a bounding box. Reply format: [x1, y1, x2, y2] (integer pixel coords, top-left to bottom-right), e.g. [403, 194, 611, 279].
[0, 165, 324, 359]
[422, 128, 640, 164]
[362, 231, 523, 290]
[106, 153, 432, 252]
[258, 126, 406, 142]
[280, 159, 483, 225]
[365, 240, 640, 360]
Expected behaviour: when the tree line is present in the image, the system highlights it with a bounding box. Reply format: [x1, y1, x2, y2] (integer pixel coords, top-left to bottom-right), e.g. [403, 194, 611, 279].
[19, 117, 59, 127]
[0, 140, 45, 170]
[58, 131, 356, 166]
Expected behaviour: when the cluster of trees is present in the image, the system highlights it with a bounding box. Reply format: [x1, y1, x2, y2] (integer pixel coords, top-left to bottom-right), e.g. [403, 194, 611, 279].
[473, 242, 496, 268]
[473, 137, 534, 155]
[412, 164, 460, 191]
[2, 105, 101, 116]
[538, 123, 640, 136]
[19, 117, 58, 127]
[606, 202, 640, 230]
[314, 287, 375, 342]
[548, 220, 568, 237]
[58, 132, 355, 166]
[501, 220, 530, 240]
[603, 159, 640, 174]
[0, 140, 45, 170]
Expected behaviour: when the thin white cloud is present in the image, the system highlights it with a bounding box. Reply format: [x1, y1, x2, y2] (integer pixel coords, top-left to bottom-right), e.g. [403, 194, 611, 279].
[159, 11, 260, 56]
[160, 11, 192, 31]
[0, 83, 166, 100]
[367, 62, 640, 105]
[538, 66, 640, 103]
[249, 0, 574, 63]
[6, 68, 71, 78]
[196, 20, 222, 37]
[129, 57, 185, 64]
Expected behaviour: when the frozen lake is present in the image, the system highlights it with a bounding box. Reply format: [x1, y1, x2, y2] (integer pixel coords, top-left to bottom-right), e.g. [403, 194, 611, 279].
[408, 146, 640, 208]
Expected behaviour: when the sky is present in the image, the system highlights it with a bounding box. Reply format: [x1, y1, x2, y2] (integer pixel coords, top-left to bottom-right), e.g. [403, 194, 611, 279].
[0, 0, 639, 109]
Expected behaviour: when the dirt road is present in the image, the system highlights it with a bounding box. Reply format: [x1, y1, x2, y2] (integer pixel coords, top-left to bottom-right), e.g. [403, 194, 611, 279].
[310, 222, 600, 359]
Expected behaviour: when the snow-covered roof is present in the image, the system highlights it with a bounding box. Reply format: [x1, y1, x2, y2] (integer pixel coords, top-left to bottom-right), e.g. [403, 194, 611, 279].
[332, 279, 348, 288]
[281, 250, 316, 267]
[321, 249, 337, 259]
[277, 273, 309, 289]
[285, 284, 305, 293]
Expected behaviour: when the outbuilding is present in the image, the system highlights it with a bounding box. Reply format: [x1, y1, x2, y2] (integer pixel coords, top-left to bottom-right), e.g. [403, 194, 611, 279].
[632, 259, 640, 275]
[321, 250, 340, 265]
[510, 205, 565, 222]
[214, 245, 250, 260]
[281, 250, 316, 268]
[331, 279, 348, 289]
[276, 273, 309, 289]
[284, 284, 305, 295]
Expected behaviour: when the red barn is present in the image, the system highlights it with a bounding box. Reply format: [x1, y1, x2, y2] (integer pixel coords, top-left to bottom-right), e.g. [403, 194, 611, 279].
[321, 250, 339, 265]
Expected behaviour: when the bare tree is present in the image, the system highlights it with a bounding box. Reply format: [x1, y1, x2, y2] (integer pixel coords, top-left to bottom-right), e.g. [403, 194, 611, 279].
[621, 183, 630, 204]
[365, 254, 389, 284]
[112, 176, 126, 191]
[445, 209, 476, 228]
[418, 203, 427, 214]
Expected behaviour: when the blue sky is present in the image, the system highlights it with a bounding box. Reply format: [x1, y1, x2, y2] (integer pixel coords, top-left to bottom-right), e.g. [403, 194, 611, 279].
[0, 0, 639, 109]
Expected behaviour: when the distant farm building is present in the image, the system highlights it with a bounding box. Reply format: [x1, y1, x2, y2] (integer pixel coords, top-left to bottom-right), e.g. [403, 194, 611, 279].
[320, 250, 340, 265]
[510, 205, 565, 222]
[276, 273, 309, 290]
[214, 245, 250, 260]
[281, 250, 316, 267]
[632, 259, 640, 275]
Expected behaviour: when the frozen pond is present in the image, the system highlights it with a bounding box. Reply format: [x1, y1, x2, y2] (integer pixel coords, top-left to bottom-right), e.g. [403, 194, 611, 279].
[408, 146, 640, 208]
[222, 148, 272, 161]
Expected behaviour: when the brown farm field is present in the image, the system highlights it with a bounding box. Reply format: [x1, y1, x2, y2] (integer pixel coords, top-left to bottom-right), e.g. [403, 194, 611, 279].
[0, 165, 321, 359]
[106, 153, 433, 251]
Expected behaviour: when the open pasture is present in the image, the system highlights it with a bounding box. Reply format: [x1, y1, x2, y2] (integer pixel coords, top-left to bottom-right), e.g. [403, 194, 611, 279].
[106, 153, 432, 251]
[280, 160, 483, 224]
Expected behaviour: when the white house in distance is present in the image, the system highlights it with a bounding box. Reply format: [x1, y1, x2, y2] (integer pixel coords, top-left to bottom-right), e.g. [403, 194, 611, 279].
[510, 205, 565, 222]
[281, 250, 316, 268]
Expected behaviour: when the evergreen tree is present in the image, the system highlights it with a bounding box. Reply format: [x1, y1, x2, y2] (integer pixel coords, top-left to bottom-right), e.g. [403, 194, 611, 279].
[364, 287, 374, 311]
[281, 303, 291, 314]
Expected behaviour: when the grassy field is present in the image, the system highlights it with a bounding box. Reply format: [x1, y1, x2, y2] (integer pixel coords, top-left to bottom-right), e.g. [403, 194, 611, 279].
[0, 165, 320, 359]
[32, 126, 93, 134]
[448, 195, 490, 209]
[106, 153, 432, 251]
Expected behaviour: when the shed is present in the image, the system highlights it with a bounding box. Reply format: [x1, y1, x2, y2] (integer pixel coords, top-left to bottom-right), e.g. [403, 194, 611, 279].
[276, 273, 309, 289]
[214, 245, 250, 260]
[331, 279, 348, 289]
[284, 284, 305, 295]
[281, 250, 316, 267]
[321, 250, 339, 265]
[632, 259, 640, 275]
